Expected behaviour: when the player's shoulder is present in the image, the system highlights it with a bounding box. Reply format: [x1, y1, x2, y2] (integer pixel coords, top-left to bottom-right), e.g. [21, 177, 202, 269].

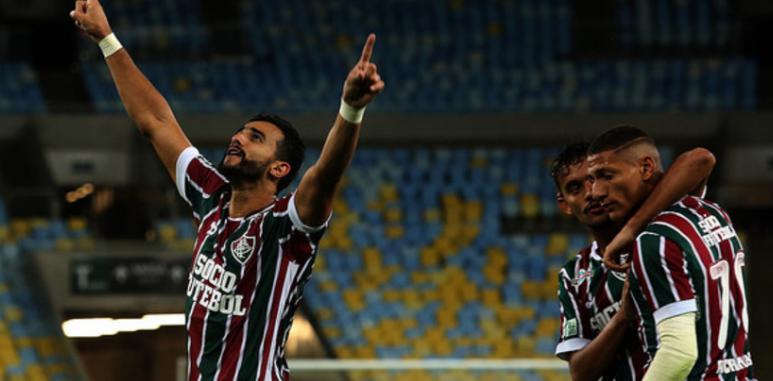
[270, 191, 295, 215]
[649, 196, 730, 231]
[645, 196, 702, 231]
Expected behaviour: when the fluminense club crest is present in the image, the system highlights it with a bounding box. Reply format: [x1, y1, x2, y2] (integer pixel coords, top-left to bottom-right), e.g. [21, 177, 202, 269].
[230, 235, 256, 264]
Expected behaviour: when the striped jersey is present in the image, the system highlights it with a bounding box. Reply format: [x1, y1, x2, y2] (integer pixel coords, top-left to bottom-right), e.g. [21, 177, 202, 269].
[175, 147, 328, 381]
[629, 195, 754, 380]
[556, 241, 650, 380]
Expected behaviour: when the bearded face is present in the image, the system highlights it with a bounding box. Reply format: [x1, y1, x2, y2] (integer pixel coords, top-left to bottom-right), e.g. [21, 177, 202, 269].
[217, 153, 268, 188]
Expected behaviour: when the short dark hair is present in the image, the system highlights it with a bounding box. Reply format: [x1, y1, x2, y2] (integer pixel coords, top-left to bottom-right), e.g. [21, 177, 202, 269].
[588, 125, 655, 154]
[550, 141, 590, 191]
[247, 113, 305, 193]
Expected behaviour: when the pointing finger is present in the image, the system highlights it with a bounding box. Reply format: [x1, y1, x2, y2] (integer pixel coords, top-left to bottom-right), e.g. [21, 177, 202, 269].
[358, 33, 376, 64]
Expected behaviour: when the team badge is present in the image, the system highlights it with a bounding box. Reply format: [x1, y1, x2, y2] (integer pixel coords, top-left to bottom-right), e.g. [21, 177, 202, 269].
[562, 318, 578, 338]
[230, 235, 256, 264]
[572, 268, 593, 286]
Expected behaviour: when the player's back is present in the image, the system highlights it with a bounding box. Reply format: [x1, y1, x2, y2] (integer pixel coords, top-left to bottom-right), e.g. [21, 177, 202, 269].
[630, 195, 753, 380]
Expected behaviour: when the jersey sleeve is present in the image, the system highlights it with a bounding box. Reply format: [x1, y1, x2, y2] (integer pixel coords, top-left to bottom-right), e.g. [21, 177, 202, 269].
[175, 147, 228, 219]
[555, 265, 592, 359]
[261, 193, 332, 263]
[631, 232, 697, 324]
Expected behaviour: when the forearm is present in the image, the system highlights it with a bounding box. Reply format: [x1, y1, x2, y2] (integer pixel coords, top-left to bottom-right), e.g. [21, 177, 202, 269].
[104, 49, 178, 137]
[643, 312, 698, 381]
[308, 115, 361, 191]
[568, 312, 630, 381]
[625, 148, 715, 234]
[294, 115, 360, 225]
[71, 0, 189, 178]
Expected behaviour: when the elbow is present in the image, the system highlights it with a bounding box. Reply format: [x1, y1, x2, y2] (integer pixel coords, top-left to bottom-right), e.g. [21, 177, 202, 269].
[688, 147, 716, 172]
[134, 114, 173, 139]
[568, 357, 594, 381]
[569, 367, 585, 381]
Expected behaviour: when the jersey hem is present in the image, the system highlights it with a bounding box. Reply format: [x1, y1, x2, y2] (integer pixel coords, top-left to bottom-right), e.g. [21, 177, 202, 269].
[288, 193, 332, 233]
[653, 299, 697, 324]
[555, 338, 591, 360]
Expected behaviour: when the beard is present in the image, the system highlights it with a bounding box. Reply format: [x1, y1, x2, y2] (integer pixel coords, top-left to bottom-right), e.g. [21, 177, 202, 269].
[217, 155, 268, 188]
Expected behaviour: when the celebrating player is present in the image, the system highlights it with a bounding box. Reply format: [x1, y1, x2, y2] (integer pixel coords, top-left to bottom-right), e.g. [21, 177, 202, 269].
[588, 126, 754, 380]
[553, 140, 715, 380]
[70, 0, 384, 379]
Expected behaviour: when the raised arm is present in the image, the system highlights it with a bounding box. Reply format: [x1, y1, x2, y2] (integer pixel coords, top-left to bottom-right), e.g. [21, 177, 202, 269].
[70, 0, 191, 180]
[294, 34, 385, 227]
[603, 147, 716, 271]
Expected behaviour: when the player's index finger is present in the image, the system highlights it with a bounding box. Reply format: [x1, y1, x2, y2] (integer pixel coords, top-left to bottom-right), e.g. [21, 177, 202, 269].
[359, 33, 375, 63]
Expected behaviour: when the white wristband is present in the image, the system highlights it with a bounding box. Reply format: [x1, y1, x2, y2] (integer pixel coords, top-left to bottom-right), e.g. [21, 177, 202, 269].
[98, 33, 123, 58]
[339, 99, 365, 124]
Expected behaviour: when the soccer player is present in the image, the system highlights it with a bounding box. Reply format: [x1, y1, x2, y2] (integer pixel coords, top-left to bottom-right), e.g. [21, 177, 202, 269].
[553, 141, 716, 380]
[588, 126, 754, 380]
[70, 1, 384, 380]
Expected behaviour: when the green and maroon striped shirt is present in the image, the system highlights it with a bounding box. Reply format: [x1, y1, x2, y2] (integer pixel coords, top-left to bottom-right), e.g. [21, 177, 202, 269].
[630, 196, 754, 380]
[556, 241, 650, 380]
[176, 147, 328, 381]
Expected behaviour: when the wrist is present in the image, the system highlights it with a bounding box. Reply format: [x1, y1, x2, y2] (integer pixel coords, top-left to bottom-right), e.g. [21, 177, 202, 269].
[339, 98, 365, 123]
[98, 32, 122, 58]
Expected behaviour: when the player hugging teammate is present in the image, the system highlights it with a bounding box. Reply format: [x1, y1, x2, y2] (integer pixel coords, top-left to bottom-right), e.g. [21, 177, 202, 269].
[554, 126, 755, 380]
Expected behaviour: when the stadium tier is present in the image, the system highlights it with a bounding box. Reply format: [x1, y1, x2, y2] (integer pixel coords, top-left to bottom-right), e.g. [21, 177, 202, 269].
[72, 0, 755, 113]
[0, 200, 83, 380]
[0, 63, 46, 114]
[616, 0, 733, 49]
[81, 58, 756, 113]
[0, 0, 757, 114]
[95, 0, 210, 58]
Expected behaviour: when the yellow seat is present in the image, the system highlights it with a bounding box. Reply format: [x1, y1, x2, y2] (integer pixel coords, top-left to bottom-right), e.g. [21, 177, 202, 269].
[5, 306, 23, 322]
[521, 281, 541, 300]
[362, 247, 382, 269]
[343, 289, 365, 311]
[481, 288, 501, 307]
[0, 335, 19, 367]
[540, 280, 559, 299]
[315, 308, 333, 320]
[515, 336, 536, 355]
[10, 219, 30, 240]
[366, 200, 383, 211]
[0, 226, 9, 243]
[464, 201, 483, 220]
[379, 184, 398, 202]
[420, 248, 439, 267]
[25, 364, 47, 381]
[54, 238, 75, 252]
[536, 317, 560, 338]
[500, 182, 519, 196]
[546, 233, 569, 256]
[67, 217, 87, 231]
[386, 225, 404, 238]
[158, 223, 177, 242]
[521, 194, 539, 219]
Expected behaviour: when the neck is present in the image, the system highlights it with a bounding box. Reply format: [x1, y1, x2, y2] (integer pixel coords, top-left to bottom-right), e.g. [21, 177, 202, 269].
[228, 180, 277, 218]
[589, 223, 622, 252]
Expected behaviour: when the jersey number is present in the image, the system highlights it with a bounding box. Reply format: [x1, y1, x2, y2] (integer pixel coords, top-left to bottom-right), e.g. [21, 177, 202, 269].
[708, 252, 749, 348]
